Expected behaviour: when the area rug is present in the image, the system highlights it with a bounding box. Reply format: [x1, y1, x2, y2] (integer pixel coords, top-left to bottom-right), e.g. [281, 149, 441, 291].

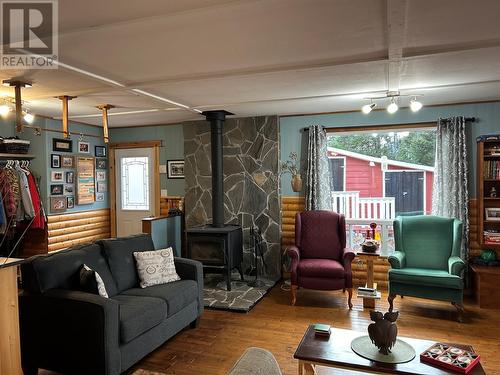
[203, 273, 277, 312]
[130, 370, 167, 375]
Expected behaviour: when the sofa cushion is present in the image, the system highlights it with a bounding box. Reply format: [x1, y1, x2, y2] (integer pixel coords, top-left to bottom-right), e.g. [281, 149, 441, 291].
[298, 259, 345, 279]
[99, 234, 155, 292]
[389, 268, 463, 290]
[21, 243, 118, 296]
[112, 295, 167, 344]
[121, 279, 198, 317]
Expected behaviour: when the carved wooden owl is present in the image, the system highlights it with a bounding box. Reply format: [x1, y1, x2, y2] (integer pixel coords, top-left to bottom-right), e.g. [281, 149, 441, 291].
[368, 310, 399, 355]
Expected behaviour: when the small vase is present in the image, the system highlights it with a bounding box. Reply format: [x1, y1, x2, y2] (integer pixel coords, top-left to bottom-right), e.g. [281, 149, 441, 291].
[291, 174, 302, 192]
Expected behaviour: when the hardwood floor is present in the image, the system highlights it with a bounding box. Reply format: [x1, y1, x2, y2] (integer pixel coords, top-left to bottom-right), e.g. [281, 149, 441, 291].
[126, 285, 500, 375]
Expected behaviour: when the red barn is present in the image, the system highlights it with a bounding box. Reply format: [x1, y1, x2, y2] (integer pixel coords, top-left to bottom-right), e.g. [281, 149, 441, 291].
[327, 147, 434, 216]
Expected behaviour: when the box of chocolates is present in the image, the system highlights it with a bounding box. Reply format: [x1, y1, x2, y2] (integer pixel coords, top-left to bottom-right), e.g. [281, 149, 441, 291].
[420, 343, 480, 373]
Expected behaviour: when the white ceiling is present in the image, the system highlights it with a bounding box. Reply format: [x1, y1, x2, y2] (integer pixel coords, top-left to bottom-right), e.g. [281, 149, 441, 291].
[1, 0, 500, 127]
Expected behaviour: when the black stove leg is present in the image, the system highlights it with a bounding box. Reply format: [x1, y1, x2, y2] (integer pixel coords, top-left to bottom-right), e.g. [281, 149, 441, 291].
[237, 265, 244, 281]
[226, 267, 232, 291]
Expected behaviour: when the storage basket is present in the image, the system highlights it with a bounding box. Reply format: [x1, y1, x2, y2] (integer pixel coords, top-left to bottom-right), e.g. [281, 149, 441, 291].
[0, 138, 31, 154]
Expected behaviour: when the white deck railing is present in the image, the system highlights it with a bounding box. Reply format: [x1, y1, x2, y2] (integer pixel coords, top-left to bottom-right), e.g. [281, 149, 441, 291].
[332, 191, 395, 220]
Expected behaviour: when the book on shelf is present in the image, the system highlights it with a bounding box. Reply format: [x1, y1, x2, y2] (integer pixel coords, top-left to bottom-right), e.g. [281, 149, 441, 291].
[483, 160, 500, 180]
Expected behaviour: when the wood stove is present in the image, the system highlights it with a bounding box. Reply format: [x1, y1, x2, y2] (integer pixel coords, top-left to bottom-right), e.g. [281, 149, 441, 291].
[186, 110, 244, 291]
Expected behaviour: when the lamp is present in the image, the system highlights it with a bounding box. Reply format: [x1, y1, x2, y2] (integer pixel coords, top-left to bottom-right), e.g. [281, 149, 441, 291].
[387, 98, 398, 114]
[362, 102, 376, 114]
[410, 97, 423, 112]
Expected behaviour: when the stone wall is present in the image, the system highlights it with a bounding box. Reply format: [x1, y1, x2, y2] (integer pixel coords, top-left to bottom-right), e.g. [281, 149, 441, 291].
[184, 116, 281, 277]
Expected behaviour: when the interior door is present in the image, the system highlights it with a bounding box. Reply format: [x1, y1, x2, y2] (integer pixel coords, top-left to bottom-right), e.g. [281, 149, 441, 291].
[115, 147, 155, 237]
[385, 171, 424, 215]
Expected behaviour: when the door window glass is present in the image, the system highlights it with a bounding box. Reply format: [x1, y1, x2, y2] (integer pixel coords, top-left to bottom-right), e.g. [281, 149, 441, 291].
[121, 157, 149, 210]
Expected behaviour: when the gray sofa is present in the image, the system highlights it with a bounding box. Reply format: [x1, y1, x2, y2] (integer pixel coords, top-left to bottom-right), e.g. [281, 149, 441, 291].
[19, 234, 204, 375]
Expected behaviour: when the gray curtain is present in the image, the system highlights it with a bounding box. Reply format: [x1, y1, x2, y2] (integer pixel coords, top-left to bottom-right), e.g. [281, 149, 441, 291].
[432, 116, 469, 261]
[305, 125, 332, 210]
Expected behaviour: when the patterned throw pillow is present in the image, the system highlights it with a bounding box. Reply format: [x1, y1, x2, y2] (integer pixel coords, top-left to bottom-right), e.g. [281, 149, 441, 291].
[80, 264, 109, 298]
[133, 247, 180, 288]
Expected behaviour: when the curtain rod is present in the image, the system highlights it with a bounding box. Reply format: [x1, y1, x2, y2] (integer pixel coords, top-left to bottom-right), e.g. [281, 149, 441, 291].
[302, 117, 477, 131]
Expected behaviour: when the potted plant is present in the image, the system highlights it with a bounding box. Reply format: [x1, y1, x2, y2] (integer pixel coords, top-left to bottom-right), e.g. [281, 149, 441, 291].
[281, 152, 302, 192]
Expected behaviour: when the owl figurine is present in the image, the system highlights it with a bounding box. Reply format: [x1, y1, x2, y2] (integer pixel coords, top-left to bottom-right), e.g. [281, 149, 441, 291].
[368, 310, 399, 355]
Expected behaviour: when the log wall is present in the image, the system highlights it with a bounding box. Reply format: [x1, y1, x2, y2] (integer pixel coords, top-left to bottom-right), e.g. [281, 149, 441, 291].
[47, 209, 111, 252]
[281, 197, 480, 289]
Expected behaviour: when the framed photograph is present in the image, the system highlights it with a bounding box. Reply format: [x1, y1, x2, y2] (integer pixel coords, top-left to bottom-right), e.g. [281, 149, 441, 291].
[51, 154, 61, 168]
[97, 181, 107, 193]
[66, 171, 74, 184]
[62, 155, 74, 168]
[96, 158, 107, 169]
[50, 197, 67, 213]
[95, 193, 105, 202]
[485, 208, 500, 221]
[51, 171, 63, 182]
[95, 146, 107, 157]
[78, 141, 90, 154]
[67, 196, 75, 209]
[64, 185, 74, 194]
[50, 184, 64, 195]
[53, 138, 73, 152]
[96, 171, 106, 181]
[167, 160, 185, 179]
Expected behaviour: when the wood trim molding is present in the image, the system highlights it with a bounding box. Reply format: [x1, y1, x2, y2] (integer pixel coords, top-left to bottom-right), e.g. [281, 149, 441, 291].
[325, 122, 436, 133]
[108, 140, 161, 149]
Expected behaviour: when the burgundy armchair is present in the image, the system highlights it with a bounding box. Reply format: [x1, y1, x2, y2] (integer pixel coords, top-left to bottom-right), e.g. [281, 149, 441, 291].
[287, 210, 355, 308]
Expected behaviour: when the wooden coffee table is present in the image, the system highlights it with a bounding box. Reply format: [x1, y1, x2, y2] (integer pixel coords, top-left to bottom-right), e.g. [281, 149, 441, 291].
[294, 326, 485, 375]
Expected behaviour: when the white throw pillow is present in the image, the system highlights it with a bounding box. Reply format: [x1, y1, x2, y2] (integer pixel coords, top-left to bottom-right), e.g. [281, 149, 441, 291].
[133, 247, 180, 288]
[83, 264, 109, 298]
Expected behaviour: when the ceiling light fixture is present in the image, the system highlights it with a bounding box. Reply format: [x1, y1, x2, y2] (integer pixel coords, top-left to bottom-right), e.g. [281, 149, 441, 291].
[0, 103, 10, 117]
[23, 111, 34, 123]
[410, 97, 423, 112]
[387, 98, 398, 114]
[361, 102, 376, 114]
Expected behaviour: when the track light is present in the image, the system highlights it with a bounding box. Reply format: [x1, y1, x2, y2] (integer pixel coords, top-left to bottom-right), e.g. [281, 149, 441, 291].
[387, 99, 398, 114]
[0, 104, 10, 117]
[23, 111, 34, 123]
[410, 97, 423, 112]
[361, 102, 376, 114]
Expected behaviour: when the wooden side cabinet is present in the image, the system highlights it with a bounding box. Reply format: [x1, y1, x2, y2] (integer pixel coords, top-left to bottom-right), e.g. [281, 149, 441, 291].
[471, 265, 500, 309]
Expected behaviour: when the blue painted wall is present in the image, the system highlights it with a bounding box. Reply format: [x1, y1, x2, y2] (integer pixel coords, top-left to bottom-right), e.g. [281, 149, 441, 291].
[109, 124, 185, 196]
[0, 116, 109, 214]
[280, 102, 500, 197]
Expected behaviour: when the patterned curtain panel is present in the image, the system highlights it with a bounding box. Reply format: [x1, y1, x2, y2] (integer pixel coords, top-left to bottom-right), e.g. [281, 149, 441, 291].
[432, 116, 469, 261]
[305, 125, 332, 210]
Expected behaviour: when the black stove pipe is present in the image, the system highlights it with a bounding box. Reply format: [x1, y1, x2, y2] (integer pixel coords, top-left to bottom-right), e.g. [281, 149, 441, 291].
[202, 110, 234, 228]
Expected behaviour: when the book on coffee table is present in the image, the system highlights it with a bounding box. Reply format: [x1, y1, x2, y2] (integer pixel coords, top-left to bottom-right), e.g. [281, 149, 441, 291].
[313, 323, 331, 337]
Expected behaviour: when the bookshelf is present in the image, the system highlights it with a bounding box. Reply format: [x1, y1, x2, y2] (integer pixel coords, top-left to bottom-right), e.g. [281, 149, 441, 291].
[477, 135, 500, 249]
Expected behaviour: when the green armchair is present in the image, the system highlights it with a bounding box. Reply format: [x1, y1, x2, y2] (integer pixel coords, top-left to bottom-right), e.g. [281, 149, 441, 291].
[388, 215, 465, 321]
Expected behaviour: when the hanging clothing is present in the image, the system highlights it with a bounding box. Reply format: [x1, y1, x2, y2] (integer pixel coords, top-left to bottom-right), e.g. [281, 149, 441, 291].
[27, 173, 45, 229]
[0, 169, 17, 218]
[16, 166, 35, 219]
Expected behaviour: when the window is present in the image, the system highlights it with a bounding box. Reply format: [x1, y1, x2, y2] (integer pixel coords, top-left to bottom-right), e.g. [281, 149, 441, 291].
[120, 156, 149, 210]
[328, 127, 436, 217]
